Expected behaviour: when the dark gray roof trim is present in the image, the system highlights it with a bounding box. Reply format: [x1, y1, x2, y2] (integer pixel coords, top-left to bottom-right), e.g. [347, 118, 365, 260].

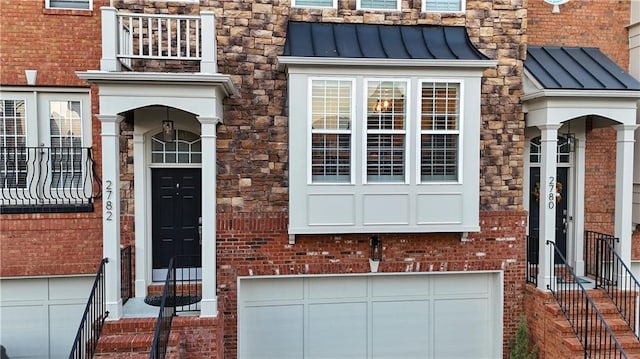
[283, 21, 489, 61]
[525, 46, 640, 91]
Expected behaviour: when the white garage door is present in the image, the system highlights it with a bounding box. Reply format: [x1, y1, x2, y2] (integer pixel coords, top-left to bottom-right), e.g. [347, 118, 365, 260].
[238, 272, 502, 359]
[0, 276, 93, 359]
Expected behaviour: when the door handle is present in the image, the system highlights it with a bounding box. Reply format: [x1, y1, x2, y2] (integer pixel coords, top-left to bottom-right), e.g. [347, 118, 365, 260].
[198, 216, 202, 245]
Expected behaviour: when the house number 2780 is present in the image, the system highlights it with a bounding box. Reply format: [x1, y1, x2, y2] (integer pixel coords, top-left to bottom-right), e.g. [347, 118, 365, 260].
[547, 176, 555, 210]
[105, 180, 114, 221]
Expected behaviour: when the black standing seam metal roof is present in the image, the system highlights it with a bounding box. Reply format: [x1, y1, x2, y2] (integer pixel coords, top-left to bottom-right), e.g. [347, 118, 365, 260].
[283, 21, 489, 61]
[525, 46, 640, 91]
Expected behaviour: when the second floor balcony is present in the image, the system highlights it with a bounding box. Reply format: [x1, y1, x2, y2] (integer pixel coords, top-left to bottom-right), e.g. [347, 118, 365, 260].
[100, 7, 217, 74]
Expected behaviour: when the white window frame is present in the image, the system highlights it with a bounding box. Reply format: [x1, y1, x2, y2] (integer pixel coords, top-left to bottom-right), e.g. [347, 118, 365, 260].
[0, 89, 92, 205]
[357, 0, 401, 11]
[307, 78, 356, 185]
[362, 78, 410, 185]
[292, 0, 337, 8]
[417, 79, 463, 184]
[45, 0, 92, 10]
[422, 0, 465, 13]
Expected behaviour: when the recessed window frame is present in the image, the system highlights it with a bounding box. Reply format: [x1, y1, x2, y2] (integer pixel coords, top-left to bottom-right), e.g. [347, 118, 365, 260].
[417, 79, 463, 184]
[363, 78, 410, 185]
[307, 78, 356, 185]
[357, 0, 401, 11]
[422, 0, 465, 13]
[292, 0, 337, 8]
[45, 0, 92, 10]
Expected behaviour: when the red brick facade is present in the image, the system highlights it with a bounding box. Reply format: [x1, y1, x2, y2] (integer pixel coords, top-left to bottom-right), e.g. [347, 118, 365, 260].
[1, 0, 636, 358]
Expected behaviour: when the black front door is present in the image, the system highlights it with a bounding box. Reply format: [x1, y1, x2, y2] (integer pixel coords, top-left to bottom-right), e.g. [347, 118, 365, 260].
[152, 168, 202, 275]
[529, 167, 569, 263]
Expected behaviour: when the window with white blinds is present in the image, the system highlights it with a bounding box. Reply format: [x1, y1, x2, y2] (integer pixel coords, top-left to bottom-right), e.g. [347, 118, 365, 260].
[366, 80, 407, 183]
[46, 0, 91, 10]
[420, 82, 460, 181]
[310, 79, 353, 183]
[0, 99, 27, 188]
[358, 0, 400, 11]
[423, 0, 463, 12]
[293, 0, 335, 7]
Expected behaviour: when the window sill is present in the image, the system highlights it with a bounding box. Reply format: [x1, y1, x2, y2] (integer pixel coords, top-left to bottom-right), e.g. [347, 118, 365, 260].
[43, 8, 94, 16]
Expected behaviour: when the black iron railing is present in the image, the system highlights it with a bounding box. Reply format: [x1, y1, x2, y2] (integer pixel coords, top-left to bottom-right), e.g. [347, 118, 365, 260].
[0, 146, 100, 213]
[547, 240, 627, 359]
[526, 235, 539, 286]
[68, 258, 109, 359]
[585, 231, 640, 340]
[121, 246, 133, 305]
[149, 257, 176, 359]
[149, 255, 202, 359]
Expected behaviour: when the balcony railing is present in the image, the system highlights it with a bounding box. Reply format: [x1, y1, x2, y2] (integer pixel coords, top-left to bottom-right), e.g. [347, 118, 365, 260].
[101, 7, 217, 73]
[0, 146, 100, 213]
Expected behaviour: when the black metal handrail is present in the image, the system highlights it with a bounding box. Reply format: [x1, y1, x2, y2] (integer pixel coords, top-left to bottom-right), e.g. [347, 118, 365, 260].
[526, 235, 539, 286]
[547, 240, 627, 358]
[68, 258, 109, 359]
[585, 231, 640, 341]
[149, 257, 177, 359]
[0, 146, 101, 212]
[149, 255, 202, 358]
[121, 245, 133, 305]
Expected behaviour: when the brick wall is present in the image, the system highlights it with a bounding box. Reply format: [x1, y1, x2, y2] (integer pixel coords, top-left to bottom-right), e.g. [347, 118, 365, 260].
[0, 1, 107, 277]
[217, 210, 528, 358]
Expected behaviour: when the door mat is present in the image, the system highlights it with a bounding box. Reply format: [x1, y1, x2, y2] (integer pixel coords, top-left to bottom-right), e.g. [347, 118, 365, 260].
[144, 295, 201, 307]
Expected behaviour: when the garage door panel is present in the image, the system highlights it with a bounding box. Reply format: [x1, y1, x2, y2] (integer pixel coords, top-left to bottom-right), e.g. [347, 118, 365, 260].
[0, 278, 48, 301]
[50, 303, 86, 358]
[372, 301, 429, 358]
[308, 302, 367, 359]
[433, 273, 490, 296]
[434, 298, 492, 358]
[241, 278, 303, 302]
[243, 305, 304, 359]
[371, 276, 428, 297]
[308, 277, 367, 299]
[0, 305, 48, 359]
[49, 277, 93, 300]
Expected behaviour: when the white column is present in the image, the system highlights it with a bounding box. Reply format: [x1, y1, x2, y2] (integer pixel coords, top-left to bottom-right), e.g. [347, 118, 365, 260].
[198, 116, 221, 317]
[97, 114, 123, 320]
[537, 124, 560, 291]
[614, 124, 638, 266]
[573, 134, 587, 276]
[100, 7, 121, 72]
[200, 11, 217, 74]
[133, 132, 148, 297]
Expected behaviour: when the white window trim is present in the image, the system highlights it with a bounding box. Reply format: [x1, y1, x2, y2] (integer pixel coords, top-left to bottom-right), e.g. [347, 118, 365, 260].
[45, 0, 92, 10]
[362, 78, 410, 185]
[292, 0, 337, 9]
[307, 77, 356, 185]
[356, 0, 401, 11]
[0, 89, 92, 204]
[416, 79, 464, 185]
[422, 0, 465, 13]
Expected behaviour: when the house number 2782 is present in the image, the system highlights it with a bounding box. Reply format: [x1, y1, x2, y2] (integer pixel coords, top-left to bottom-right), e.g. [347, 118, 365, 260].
[547, 176, 555, 210]
[105, 180, 114, 221]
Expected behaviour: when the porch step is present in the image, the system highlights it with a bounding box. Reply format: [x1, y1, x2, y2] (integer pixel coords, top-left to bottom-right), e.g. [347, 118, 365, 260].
[550, 288, 640, 357]
[94, 318, 183, 358]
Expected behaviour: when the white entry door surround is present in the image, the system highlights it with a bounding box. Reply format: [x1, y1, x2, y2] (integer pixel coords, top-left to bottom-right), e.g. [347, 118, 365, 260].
[77, 71, 236, 318]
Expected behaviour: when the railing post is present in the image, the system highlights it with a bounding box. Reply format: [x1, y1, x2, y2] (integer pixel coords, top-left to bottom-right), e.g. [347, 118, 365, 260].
[100, 7, 121, 72]
[200, 11, 217, 73]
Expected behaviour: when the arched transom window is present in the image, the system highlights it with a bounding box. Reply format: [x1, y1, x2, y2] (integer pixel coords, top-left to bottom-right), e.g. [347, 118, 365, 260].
[151, 130, 201, 164]
[529, 135, 571, 164]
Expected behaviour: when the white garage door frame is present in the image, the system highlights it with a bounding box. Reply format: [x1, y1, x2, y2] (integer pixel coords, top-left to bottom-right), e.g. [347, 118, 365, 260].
[0, 275, 93, 359]
[238, 270, 504, 359]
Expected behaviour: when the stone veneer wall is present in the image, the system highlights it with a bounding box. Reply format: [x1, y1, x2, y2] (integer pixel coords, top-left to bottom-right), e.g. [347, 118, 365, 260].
[113, 0, 527, 357]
